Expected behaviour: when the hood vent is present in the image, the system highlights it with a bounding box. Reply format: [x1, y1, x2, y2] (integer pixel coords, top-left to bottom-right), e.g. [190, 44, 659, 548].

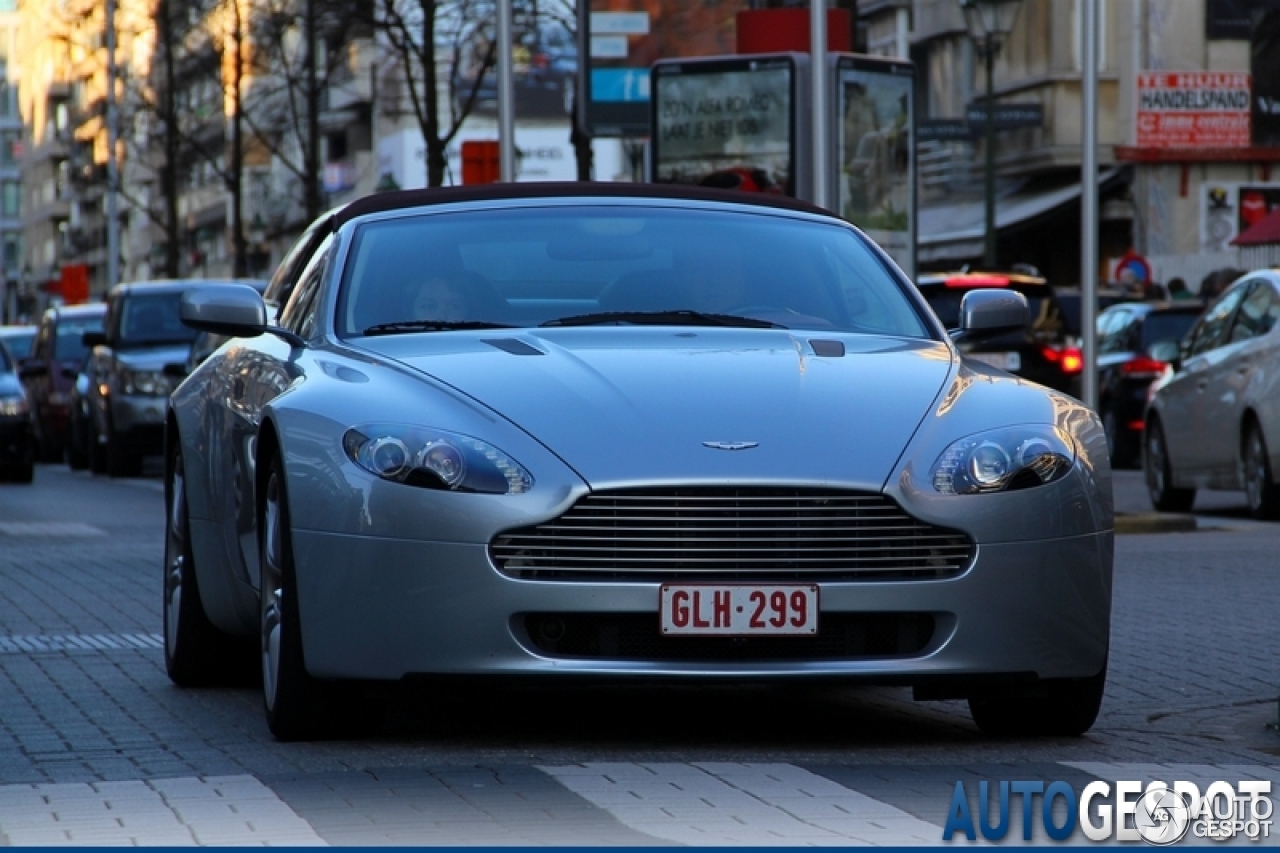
[482, 338, 544, 356]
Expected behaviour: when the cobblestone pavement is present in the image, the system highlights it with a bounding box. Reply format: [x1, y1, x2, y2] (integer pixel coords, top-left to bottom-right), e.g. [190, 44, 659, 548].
[0, 465, 1276, 845]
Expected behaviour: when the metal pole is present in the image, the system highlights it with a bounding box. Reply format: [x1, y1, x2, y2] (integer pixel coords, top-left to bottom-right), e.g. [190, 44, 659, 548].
[1081, 0, 1099, 412]
[106, 0, 120, 287]
[497, 0, 516, 182]
[810, 0, 827, 209]
[983, 35, 996, 269]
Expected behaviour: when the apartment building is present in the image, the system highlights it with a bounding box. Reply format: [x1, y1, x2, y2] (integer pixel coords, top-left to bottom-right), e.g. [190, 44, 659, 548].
[860, 0, 1280, 285]
[0, 1, 21, 322]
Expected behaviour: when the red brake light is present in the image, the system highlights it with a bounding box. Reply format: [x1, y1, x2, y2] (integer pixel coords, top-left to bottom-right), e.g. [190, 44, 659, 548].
[1042, 345, 1083, 374]
[945, 274, 1010, 288]
[1122, 356, 1167, 377]
[532, 52, 549, 69]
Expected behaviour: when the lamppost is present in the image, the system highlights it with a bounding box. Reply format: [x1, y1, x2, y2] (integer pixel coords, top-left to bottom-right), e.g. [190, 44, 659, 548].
[960, 0, 1023, 269]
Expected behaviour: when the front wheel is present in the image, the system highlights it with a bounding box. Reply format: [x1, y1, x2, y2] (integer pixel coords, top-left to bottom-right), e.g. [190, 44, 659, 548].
[1242, 423, 1280, 520]
[261, 455, 327, 740]
[968, 664, 1107, 737]
[1144, 418, 1195, 512]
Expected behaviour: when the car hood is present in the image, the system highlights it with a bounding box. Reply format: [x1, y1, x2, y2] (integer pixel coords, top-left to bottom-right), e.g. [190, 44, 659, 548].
[362, 329, 955, 489]
[113, 344, 191, 371]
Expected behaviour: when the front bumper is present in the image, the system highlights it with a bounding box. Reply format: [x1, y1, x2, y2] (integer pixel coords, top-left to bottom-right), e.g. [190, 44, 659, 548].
[291, 529, 1111, 684]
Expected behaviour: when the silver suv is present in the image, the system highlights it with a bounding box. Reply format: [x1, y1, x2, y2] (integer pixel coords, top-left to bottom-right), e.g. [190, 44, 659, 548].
[83, 281, 202, 476]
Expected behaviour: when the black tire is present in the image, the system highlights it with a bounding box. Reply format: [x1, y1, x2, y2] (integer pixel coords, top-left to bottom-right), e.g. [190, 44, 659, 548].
[968, 663, 1107, 737]
[66, 433, 89, 471]
[1242, 422, 1280, 521]
[36, 430, 60, 464]
[5, 455, 34, 484]
[1144, 417, 1195, 512]
[164, 448, 249, 686]
[260, 455, 330, 740]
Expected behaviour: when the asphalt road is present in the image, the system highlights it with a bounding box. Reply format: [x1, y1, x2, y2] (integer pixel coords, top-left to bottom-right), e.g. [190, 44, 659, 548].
[0, 464, 1275, 845]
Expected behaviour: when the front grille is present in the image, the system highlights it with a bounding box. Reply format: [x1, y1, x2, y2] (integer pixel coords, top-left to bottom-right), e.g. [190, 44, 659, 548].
[491, 487, 973, 582]
[521, 612, 936, 661]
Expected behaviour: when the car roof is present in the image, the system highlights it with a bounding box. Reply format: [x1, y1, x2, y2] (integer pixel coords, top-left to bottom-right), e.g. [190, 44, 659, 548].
[916, 270, 1049, 288]
[46, 302, 107, 318]
[109, 278, 259, 297]
[333, 182, 840, 229]
[1100, 300, 1204, 315]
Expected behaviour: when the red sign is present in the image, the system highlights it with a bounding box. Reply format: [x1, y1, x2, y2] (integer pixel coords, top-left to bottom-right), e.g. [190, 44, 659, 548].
[1136, 71, 1251, 148]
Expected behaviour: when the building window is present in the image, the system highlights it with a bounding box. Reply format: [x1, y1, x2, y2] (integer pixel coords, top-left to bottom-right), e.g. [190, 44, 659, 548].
[1, 182, 18, 218]
[2, 233, 18, 270]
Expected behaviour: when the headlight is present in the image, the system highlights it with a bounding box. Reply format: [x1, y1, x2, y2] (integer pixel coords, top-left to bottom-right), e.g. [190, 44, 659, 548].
[930, 425, 1075, 495]
[0, 394, 27, 417]
[343, 423, 533, 495]
[120, 369, 170, 396]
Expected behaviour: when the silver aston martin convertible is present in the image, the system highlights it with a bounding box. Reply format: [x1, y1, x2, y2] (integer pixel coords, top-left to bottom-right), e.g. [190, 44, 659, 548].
[165, 184, 1113, 740]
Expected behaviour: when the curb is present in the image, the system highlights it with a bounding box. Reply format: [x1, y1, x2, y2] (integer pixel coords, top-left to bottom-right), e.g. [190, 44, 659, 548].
[1115, 512, 1198, 535]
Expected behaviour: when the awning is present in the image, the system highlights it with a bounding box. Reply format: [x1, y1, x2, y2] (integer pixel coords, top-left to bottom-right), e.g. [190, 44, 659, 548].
[918, 168, 1128, 263]
[1232, 207, 1280, 246]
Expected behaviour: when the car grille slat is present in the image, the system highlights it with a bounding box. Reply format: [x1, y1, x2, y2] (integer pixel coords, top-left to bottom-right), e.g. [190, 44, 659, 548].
[490, 487, 974, 582]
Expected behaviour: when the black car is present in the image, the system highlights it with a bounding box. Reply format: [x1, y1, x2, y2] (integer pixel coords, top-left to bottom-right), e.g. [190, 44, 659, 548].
[1096, 300, 1204, 468]
[916, 271, 1081, 396]
[20, 302, 107, 463]
[0, 341, 34, 483]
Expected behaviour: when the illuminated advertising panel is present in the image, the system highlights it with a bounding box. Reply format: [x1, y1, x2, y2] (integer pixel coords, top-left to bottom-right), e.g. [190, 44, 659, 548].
[835, 55, 915, 278]
[581, 0, 751, 136]
[650, 56, 796, 197]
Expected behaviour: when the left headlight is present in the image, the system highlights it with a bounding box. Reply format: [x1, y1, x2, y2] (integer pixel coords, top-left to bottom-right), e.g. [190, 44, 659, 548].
[930, 425, 1075, 495]
[342, 423, 533, 495]
[120, 368, 171, 396]
[0, 394, 27, 417]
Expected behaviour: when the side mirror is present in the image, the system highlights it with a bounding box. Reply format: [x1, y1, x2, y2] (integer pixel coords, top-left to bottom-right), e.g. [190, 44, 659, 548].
[180, 284, 268, 338]
[18, 358, 47, 380]
[82, 330, 107, 348]
[951, 289, 1030, 341]
[1147, 339, 1181, 372]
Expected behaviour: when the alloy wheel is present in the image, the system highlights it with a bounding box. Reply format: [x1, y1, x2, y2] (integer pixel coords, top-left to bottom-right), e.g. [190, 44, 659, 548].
[164, 456, 186, 657]
[261, 471, 285, 712]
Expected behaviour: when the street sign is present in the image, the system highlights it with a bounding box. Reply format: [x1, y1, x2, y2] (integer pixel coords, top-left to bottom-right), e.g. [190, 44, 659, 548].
[964, 103, 1044, 131]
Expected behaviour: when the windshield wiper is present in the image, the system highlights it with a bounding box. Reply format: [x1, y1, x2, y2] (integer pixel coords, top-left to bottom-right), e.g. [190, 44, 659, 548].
[363, 320, 515, 336]
[541, 310, 786, 329]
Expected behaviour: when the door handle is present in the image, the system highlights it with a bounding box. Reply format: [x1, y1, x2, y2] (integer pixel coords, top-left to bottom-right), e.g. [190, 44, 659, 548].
[1197, 379, 1209, 391]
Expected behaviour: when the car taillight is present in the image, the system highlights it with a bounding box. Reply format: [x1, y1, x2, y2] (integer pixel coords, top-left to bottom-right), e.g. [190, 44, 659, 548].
[1042, 345, 1084, 374]
[1122, 356, 1167, 378]
[532, 52, 549, 69]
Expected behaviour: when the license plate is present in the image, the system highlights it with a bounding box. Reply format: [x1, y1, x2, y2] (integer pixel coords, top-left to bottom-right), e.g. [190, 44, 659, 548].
[968, 351, 1022, 371]
[659, 584, 818, 636]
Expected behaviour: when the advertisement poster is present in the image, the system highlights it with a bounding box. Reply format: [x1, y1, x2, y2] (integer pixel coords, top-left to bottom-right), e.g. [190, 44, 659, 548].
[1199, 183, 1280, 251]
[583, 0, 751, 135]
[651, 62, 793, 195]
[837, 61, 914, 276]
[1136, 71, 1251, 148]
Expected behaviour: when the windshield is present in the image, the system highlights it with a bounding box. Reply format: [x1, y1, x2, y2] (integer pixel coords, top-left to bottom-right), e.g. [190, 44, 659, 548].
[0, 328, 35, 358]
[118, 292, 198, 346]
[56, 316, 104, 362]
[0, 342, 11, 372]
[338, 206, 930, 338]
[1142, 312, 1200, 348]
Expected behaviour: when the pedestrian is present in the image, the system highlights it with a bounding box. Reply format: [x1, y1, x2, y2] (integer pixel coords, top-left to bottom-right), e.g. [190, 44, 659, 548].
[1166, 277, 1194, 300]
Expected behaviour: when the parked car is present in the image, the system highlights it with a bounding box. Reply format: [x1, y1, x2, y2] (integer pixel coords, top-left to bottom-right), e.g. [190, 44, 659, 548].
[19, 302, 107, 463]
[916, 270, 1082, 396]
[65, 353, 94, 471]
[83, 280, 205, 477]
[1145, 269, 1280, 518]
[0, 340, 34, 483]
[165, 183, 1113, 741]
[1095, 300, 1203, 468]
[0, 323, 37, 360]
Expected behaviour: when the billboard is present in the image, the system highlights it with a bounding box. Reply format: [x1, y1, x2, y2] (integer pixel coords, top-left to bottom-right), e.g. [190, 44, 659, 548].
[650, 56, 796, 196]
[835, 55, 914, 278]
[1136, 71, 1251, 148]
[581, 0, 751, 136]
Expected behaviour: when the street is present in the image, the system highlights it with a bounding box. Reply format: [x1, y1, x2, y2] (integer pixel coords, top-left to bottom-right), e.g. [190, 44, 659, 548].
[0, 463, 1277, 845]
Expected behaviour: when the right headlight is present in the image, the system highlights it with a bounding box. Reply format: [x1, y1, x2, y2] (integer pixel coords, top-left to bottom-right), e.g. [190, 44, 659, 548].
[342, 423, 533, 495]
[930, 425, 1075, 495]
